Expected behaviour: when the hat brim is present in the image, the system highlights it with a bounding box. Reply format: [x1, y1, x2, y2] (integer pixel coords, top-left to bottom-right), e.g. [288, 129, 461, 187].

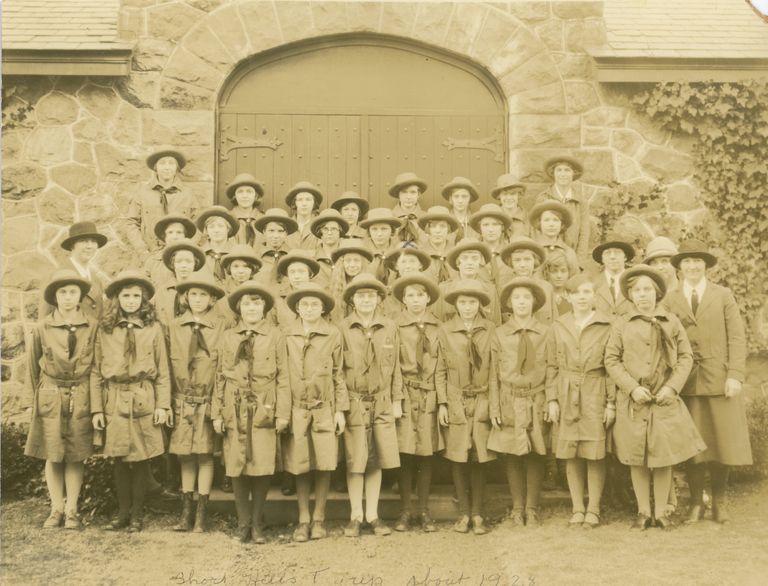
[61, 233, 108, 251]
[228, 286, 275, 314]
[620, 265, 667, 301]
[285, 188, 323, 208]
[444, 287, 490, 307]
[388, 179, 427, 198]
[331, 197, 370, 218]
[162, 244, 206, 271]
[222, 254, 263, 272]
[469, 211, 511, 232]
[226, 180, 264, 200]
[286, 288, 335, 315]
[44, 277, 91, 307]
[106, 276, 155, 299]
[447, 243, 492, 270]
[391, 276, 440, 306]
[358, 217, 402, 230]
[491, 183, 526, 199]
[500, 279, 546, 314]
[146, 149, 186, 171]
[417, 213, 460, 231]
[642, 250, 677, 265]
[529, 202, 573, 230]
[153, 217, 196, 241]
[310, 217, 350, 239]
[331, 246, 374, 264]
[384, 249, 431, 271]
[592, 241, 636, 264]
[545, 156, 583, 180]
[343, 280, 388, 305]
[441, 184, 480, 203]
[175, 280, 226, 300]
[253, 215, 298, 235]
[500, 241, 546, 266]
[670, 251, 717, 269]
[276, 256, 321, 279]
[196, 210, 239, 238]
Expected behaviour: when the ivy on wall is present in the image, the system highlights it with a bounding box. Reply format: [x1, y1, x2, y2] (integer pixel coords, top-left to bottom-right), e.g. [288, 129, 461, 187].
[633, 80, 768, 352]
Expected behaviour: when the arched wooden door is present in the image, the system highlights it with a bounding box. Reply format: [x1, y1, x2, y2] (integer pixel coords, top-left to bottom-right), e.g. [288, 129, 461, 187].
[216, 37, 506, 209]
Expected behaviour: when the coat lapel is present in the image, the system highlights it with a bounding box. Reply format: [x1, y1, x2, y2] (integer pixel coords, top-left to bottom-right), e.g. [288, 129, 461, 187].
[696, 282, 715, 317]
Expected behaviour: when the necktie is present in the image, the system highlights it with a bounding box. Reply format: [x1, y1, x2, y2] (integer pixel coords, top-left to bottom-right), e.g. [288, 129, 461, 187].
[516, 329, 535, 375]
[465, 328, 482, 379]
[398, 215, 418, 244]
[61, 323, 80, 359]
[362, 328, 376, 375]
[690, 289, 699, 315]
[431, 255, 450, 283]
[634, 315, 675, 391]
[188, 322, 210, 372]
[374, 253, 389, 284]
[236, 330, 256, 369]
[609, 277, 616, 302]
[153, 184, 179, 215]
[207, 250, 226, 282]
[268, 250, 284, 282]
[415, 321, 430, 376]
[239, 218, 256, 246]
[173, 288, 186, 317]
[120, 322, 137, 361]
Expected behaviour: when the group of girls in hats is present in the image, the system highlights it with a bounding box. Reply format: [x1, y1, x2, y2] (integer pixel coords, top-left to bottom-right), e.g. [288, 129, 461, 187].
[24, 148, 752, 541]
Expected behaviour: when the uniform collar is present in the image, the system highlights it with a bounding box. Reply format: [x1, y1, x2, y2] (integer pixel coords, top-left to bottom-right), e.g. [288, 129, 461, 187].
[286, 319, 332, 336]
[504, 316, 545, 335]
[179, 311, 215, 329]
[396, 310, 439, 327]
[448, 315, 488, 333]
[236, 319, 272, 335]
[117, 316, 145, 329]
[47, 310, 89, 327]
[627, 305, 671, 321]
[349, 310, 387, 329]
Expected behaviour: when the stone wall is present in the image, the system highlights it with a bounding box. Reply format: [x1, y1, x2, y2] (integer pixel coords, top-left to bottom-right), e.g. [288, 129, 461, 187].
[0, 1, 730, 418]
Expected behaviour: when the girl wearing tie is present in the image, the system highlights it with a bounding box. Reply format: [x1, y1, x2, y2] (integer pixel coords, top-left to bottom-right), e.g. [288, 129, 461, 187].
[153, 239, 207, 328]
[197, 206, 239, 285]
[225, 173, 264, 248]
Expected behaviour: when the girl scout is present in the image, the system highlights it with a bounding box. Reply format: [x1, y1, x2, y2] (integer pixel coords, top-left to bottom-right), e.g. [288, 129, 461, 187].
[25, 270, 98, 529]
[197, 206, 239, 285]
[168, 273, 227, 533]
[340, 274, 403, 537]
[437, 279, 496, 535]
[91, 270, 171, 532]
[389, 172, 428, 244]
[153, 238, 207, 327]
[605, 265, 705, 530]
[144, 215, 197, 286]
[391, 274, 444, 533]
[253, 208, 298, 285]
[331, 191, 369, 240]
[529, 201, 579, 274]
[329, 239, 373, 323]
[489, 277, 550, 528]
[273, 249, 321, 326]
[545, 273, 613, 528]
[490, 174, 530, 240]
[360, 208, 403, 284]
[442, 177, 480, 242]
[212, 281, 290, 544]
[225, 173, 264, 248]
[282, 283, 348, 542]
[417, 205, 460, 282]
[285, 181, 322, 251]
[310, 209, 350, 288]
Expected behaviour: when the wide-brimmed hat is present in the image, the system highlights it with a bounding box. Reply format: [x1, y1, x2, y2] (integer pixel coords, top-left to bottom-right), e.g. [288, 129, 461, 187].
[331, 191, 370, 219]
[253, 208, 299, 234]
[146, 148, 186, 171]
[670, 238, 717, 269]
[227, 280, 275, 314]
[388, 172, 428, 198]
[446, 239, 492, 270]
[105, 269, 155, 299]
[500, 237, 547, 267]
[490, 173, 526, 199]
[544, 155, 583, 180]
[620, 264, 667, 301]
[196, 205, 239, 238]
[642, 236, 679, 264]
[285, 180, 323, 208]
[225, 173, 264, 200]
[331, 239, 374, 263]
[592, 232, 636, 263]
[276, 249, 321, 279]
[343, 273, 388, 305]
[153, 214, 196, 241]
[310, 208, 350, 239]
[391, 274, 440, 306]
[175, 272, 226, 300]
[221, 244, 263, 273]
[441, 176, 480, 203]
[286, 282, 335, 315]
[469, 203, 511, 232]
[60, 221, 108, 251]
[384, 247, 431, 272]
[564, 272, 595, 293]
[359, 208, 402, 230]
[162, 238, 206, 271]
[43, 269, 91, 307]
[529, 200, 573, 230]
[500, 277, 546, 314]
[417, 205, 460, 231]
[444, 279, 490, 307]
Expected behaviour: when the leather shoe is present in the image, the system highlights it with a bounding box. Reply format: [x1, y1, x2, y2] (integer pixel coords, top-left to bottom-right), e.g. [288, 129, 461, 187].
[293, 522, 310, 542]
[369, 518, 391, 536]
[251, 525, 267, 544]
[344, 519, 361, 537]
[685, 504, 705, 524]
[713, 505, 732, 524]
[453, 515, 470, 533]
[394, 511, 411, 532]
[656, 515, 674, 530]
[420, 513, 437, 533]
[233, 526, 250, 543]
[310, 520, 327, 540]
[104, 516, 130, 531]
[471, 515, 487, 535]
[631, 514, 652, 530]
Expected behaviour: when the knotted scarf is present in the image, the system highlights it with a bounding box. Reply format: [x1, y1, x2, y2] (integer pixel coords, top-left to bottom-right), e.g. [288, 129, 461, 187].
[152, 183, 179, 215]
[206, 250, 226, 282]
[119, 322, 137, 361]
[188, 321, 210, 373]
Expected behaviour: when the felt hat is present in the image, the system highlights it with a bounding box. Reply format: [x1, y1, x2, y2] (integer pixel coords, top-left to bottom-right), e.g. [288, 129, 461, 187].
[285, 181, 323, 208]
[153, 214, 196, 241]
[161, 238, 206, 271]
[384, 246, 431, 272]
[446, 239, 492, 270]
[175, 271, 226, 299]
[441, 176, 480, 203]
[195, 205, 239, 238]
[391, 274, 440, 306]
[564, 272, 595, 293]
[310, 208, 350, 239]
[105, 269, 155, 299]
[43, 269, 91, 307]
[592, 232, 636, 264]
[60, 221, 108, 251]
[469, 203, 512, 232]
[253, 208, 299, 234]
[331, 191, 370, 219]
[444, 279, 490, 307]
[342, 273, 388, 305]
[359, 208, 402, 230]
[417, 205, 460, 231]
[528, 200, 573, 230]
[388, 172, 428, 198]
[643, 236, 679, 264]
[286, 282, 335, 315]
[225, 173, 264, 200]
[331, 239, 374, 263]
[227, 280, 275, 314]
[490, 173, 526, 199]
[500, 277, 546, 314]
[544, 156, 583, 180]
[146, 148, 186, 171]
[276, 249, 321, 279]
[670, 238, 717, 269]
[500, 237, 547, 267]
[620, 264, 667, 301]
[221, 244, 263, 273]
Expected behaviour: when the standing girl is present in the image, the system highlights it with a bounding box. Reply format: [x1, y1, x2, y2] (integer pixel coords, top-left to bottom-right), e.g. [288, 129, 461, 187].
[225, 173, 264, 248]
[490, 174, 530, 240]
[91, 270, 171, 532]
[285, 181, 323, 250]
[442, 177, 480, 241]
[529, 201, 580, 273]
[329, 239, 373, 323]
[153, 239, 207, 327]
[197, 206, 239, 285]
[331, 191, 369, 239]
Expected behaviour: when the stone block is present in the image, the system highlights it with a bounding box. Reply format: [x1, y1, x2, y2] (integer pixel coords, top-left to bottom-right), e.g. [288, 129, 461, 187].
[627, 111, 669, 145]
[73, 116, 108, 142]
[2, 127, 31, 162]
[582, 127, 610, 147]
[38, 187, 76, 225]
[553, 53, 594, 80]
[1, 363, 11, 384]
[470, 8, 517, 61]
[0, 324, 25, 360]
[641, 147, 693, 182]
[77, 84, 120, 121]
[77, 193, 119, 224]
[311, 1, 349, 34]
[615, 153, 642, 183]
[73, 142, 94, 167]
[535, 19, 564, 52]
[275, 0, 316, 42]
[565, 81, 600, 113]
[183, 23, 235, 73]
[565, 19, 606, 53]
[2, 252, 56, 291]
[239, 0, 284, 51]
[159, 79, 215, 110]
[669, 132, 697, 155]
[1, 291, 22, 322]
[667, 183, 700, 212]
[94, 143, 147, 183]
[132, 37, 175, 72]
[3, 216, 39, 256]
[50, 162, 97, 195]
[3, 198, 36, 218]
[118, 7, 144, 41]
[507, 2, 550, 22]
[207, 4, 251, 61]
[147, 1, 204, 42]
[163, 48, 224, 93]
[34, 91, 79, 125]
[553, 1, 603, 19]
[178, 146, 215, 182]
[187, 0, 225, 11]
[411, 1, 453, 45]
[380, 2, 418, 36]
[580, 150, 615, 185]
[489, 26, 543, 78]
[24, 126, 72, 166]
[346, 1, 383, 32]
[444, 2, 487, 56]
[109, 102, 143, 146]
[142, 110, 214, 147]
[9, 77, 54, 106]
[583, 106, 626, 128]
[2, 163, 47, 200]
[510, 114, 581, 148]
[95, 242, 141, 275]
[612, 129, 643, 157]
[501, 52, 560, 96]
[54, 77, 85, 96]
[116, 73, 159, 109]
[508, 82, 566, 115]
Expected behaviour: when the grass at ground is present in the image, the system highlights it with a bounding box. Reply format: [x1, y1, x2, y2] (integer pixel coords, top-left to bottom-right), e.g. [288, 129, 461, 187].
[2, 480, 767, 586]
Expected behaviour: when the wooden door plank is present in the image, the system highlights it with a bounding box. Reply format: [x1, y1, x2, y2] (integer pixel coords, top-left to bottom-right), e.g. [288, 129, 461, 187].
[346, 116, 362, 196]
[272, 114, 292, 206]
[309, 115, 329, 193]
[327, 115, 346, 197]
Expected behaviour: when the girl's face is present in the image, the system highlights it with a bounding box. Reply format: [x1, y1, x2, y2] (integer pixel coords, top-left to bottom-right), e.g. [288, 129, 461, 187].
[186, 287, 213, 314]
[456, 251, 483, 276]
[554, 163, 574, 187]
[340, 203, 361, 225]
[293, 192, 316, 216]
[173, 250, 196, 280]
[508, 287, 534, 318]
[369, 223, 393, 247]
[240, 295, 265, 324]
[498, 188, 522, 209]
[353, 289, 380, 314]
[540, 211, 563, 238]
[55, 284, 82, 313]
[403, 284, 429, 314]
[398, 185, 421, 210]
[455, 295, 480, 321]
[568, 282, 595, 313]
[286, 262, 311, 288]
[342, 253, 364, 277]
[229, 259, 254, 284]
[548, 264, 570, 289]
[479, 218, 503, 243]
[264, 222, 287, 250]
[450, 189, 471, 213]
[648, 256, 675, 283]
[71, 238, 99, 264]
[319, 221, 342, 247]
[510, 250, 536, 277]
[205, 217, 229, 244]
[426, 220, 449, 243]
[155, 156, 178, 183]
[602, 248, 627, 273]
[234, 185, 257, 209]
[118, 285, 143, 314]
[163, 223, 187, 244]
[679, 257, 706, 283]
[297, 296, 324, 323]
[395, 254, 422, 276]
[629, 275, 658, 312]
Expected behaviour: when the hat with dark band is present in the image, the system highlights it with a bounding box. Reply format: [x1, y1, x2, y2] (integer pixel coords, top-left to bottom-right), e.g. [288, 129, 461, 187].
[43, 269, 91, 307]
[670, 238, 717, 269]
[228, 280, 275, 314]
[620, 264, 667, 301]
[286, 282, 335, 315]
[643, 236, 679, 265]
[592, 232, 636, 264]
[105, 269, 155, 299]
[388, 172, 427, 198]
[500, 277, 546, 314]
[61, 221, 108, 251]
[225, 173, 264, 200]
[391, 274, 440, 306]
[146, 148, 186, 171]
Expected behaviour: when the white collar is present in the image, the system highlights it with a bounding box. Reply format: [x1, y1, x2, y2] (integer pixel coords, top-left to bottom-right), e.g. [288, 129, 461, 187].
[682, 279, 706, 301]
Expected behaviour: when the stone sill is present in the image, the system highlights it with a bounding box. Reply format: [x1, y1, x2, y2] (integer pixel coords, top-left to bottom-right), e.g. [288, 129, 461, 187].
[591, 54, 768, 82]
[2, 46, 134, 76]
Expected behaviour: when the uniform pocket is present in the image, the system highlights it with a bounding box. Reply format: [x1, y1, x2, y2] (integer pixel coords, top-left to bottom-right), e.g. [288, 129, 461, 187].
[347, 398, 365, 427]
[311, 406, 334, 433]
[72, 386, 91, 419]
[252, 401, 275, 428]
[424, 390, 437, 414]
[448, 397, 468, 425]
[36, 386, 59, 418]
[129, 384, 155, 418]
[474, 395, 491, 423]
